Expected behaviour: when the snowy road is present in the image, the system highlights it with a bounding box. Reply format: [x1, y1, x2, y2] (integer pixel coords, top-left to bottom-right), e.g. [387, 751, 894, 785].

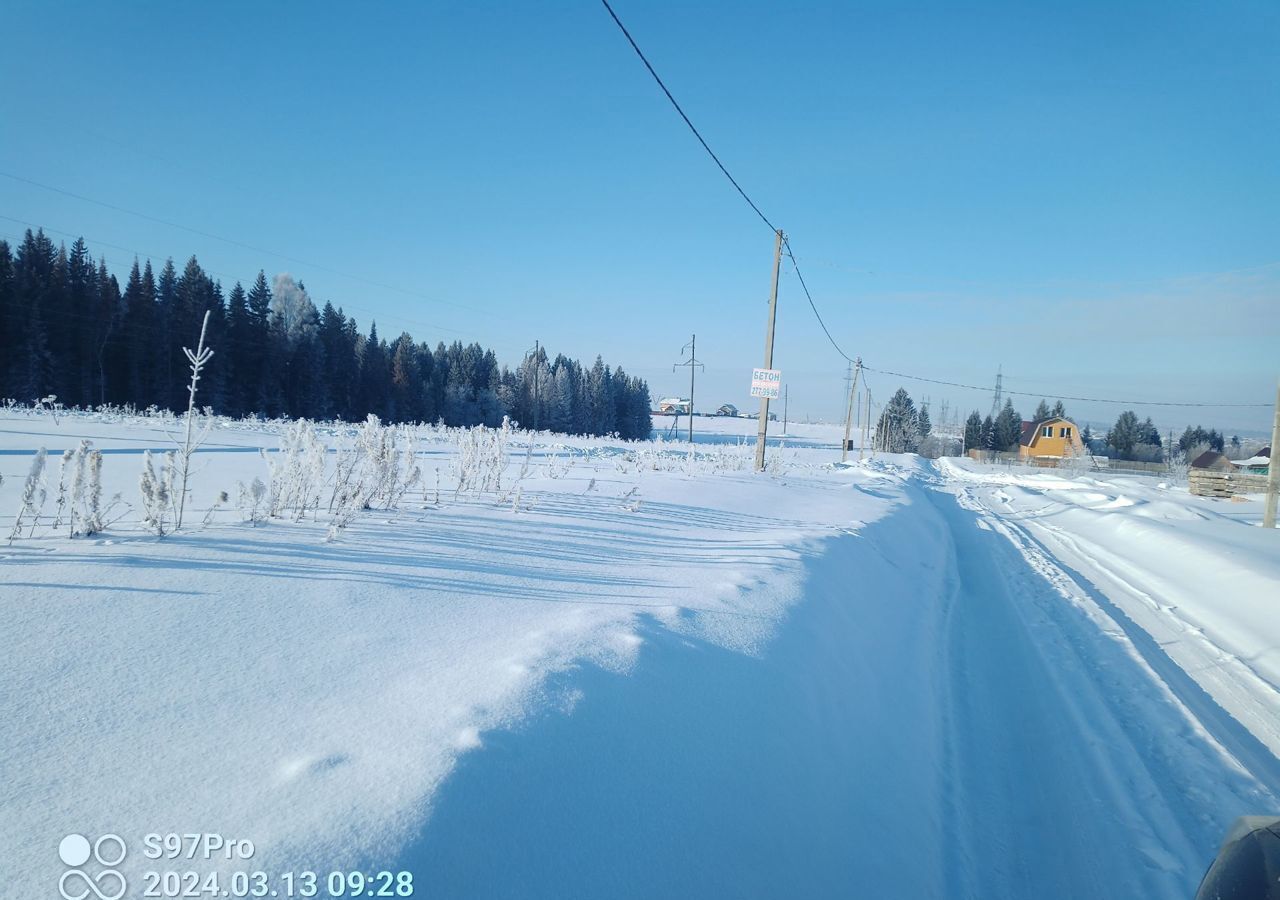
[405, 468, 1278, 899]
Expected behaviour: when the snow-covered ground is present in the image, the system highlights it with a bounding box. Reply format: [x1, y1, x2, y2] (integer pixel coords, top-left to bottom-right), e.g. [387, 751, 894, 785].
[1, 409, 1277, 899]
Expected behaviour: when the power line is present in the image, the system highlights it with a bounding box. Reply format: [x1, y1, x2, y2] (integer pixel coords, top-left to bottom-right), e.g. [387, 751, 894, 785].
[860, 364, 1272, 409]
[596, 6, 1274, 417]
[599, 0, 777, 234]
[600, 1, 872, 384]
[782, 237, 855, 364]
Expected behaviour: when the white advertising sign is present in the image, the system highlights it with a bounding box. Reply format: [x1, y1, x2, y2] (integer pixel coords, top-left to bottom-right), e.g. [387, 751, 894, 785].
[749, 368, 782, 399]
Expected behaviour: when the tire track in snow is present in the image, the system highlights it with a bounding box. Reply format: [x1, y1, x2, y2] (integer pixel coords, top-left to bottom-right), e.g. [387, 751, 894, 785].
[925, 476, 1277, 898]
[1020, 519, 1280, 771]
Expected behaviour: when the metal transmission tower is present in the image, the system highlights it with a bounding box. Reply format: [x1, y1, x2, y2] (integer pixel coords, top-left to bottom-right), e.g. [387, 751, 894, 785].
[988, 365, 1004, 420]
[673, 334, 705, 444]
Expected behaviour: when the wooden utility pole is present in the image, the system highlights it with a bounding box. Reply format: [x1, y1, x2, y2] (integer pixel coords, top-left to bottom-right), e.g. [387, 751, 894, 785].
[755, 230, 785, 471]
[859, 390, 869, 461]
[783, 385, 789, 434]
[673, 334, 704, 444]
[841, 357, 862, 462]
[1264, 380, 1280, 528]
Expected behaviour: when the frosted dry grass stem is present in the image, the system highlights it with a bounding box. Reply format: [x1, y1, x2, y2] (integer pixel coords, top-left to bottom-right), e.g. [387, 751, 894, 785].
[9, 448, 48, 544]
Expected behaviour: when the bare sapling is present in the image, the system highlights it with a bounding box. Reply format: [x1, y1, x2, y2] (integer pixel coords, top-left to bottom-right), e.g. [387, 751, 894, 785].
[328, 434, 365, 514]
[9, 448, 48, 544]
[386, 425, 422, 509]
[238, 477, 267, 525]
[1165, 448, 1191, 485]
[176, 310, 215, 530]
[352, 415, 397, 508]
[263, 419, 329, 520]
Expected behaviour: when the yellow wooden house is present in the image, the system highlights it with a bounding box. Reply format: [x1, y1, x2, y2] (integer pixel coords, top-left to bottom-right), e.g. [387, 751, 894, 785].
[1019, 416, 1085, 460]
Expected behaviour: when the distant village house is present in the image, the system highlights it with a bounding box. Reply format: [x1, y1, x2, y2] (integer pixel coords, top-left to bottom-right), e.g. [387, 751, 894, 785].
[1018, 416, 1085, 461]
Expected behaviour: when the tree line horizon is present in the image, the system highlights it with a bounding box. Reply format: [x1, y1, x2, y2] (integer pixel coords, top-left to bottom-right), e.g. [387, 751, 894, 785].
[0, 229, 654, 439]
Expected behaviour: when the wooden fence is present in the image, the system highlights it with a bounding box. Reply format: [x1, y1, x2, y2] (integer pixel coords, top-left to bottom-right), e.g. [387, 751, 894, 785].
[1189, 469, 1269, 498]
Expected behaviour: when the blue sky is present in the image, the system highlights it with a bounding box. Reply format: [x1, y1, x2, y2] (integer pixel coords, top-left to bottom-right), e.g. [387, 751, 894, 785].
[2, 1, 1277, 434]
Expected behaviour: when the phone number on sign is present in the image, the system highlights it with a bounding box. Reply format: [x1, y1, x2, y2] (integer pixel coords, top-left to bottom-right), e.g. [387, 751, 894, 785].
[141, 870, 413, 898]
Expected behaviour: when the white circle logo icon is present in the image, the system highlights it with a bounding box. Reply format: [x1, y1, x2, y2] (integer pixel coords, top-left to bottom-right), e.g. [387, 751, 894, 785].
[58, 834, 92, 867]
[58, 833, 127, 900]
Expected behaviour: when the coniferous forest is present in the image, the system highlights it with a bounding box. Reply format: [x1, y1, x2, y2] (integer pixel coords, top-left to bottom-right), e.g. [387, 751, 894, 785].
[0, 230, 654, 439]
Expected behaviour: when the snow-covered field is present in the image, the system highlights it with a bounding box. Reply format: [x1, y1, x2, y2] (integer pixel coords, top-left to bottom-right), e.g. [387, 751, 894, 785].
[1, 409, 1277, 899]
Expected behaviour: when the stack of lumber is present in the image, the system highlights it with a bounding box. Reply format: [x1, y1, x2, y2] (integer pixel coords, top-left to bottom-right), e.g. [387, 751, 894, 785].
[1189, 469, 1269, 498]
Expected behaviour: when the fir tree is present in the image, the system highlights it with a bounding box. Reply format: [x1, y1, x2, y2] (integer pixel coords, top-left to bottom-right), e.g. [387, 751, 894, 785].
[358, 322, 391, 420]
[65, 237, 97, 403]
[224, 282, 251, 416]
[155, 259, 178, 408]
[245, 271, 274, 414]
[876, 388, 920, 453]
[1105, 411, 1141, 459]
[11, 230, 58, 399]
[964, 410, 983, 451]
[993, 398, 1022, 451]
[586, 356, 616, 436]
[982, 415, 996, 452]
[94, 259, 123, 406]
[0, 240, 16, 397]
[390, 333, 424, 422]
